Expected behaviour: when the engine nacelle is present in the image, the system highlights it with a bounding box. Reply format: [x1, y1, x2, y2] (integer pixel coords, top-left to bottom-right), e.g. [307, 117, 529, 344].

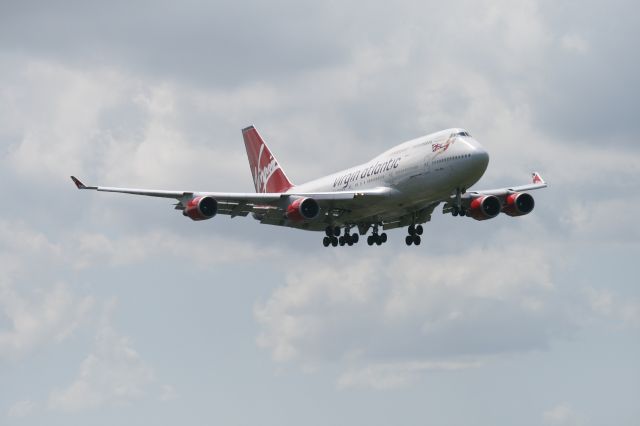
[183, 196, 218, 221]
[286, 197, 320, 221]
[502, 192, 535, 216]
[467, 195, 501, 221]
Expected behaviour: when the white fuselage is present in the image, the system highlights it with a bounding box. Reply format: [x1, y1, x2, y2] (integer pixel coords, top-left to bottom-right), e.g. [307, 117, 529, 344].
[285, 128, 490, 228]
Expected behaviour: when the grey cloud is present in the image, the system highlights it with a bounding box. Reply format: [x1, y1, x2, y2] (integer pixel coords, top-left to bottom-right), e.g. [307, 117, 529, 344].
[47, 302, 156, 412]
[0, 0, 350, 87]
[255, 243, 574, 370]
[0, 220, 94, 360]
[3, 0, 638, 148]
[1, 2, 639, 421]
[7, 400, 37, 418]
[526, 0, 640, 143]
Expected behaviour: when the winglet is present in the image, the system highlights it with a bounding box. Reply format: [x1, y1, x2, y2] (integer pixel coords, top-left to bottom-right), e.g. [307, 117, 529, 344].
[70, 176, 88, 189]
[532, 172, 545, 185]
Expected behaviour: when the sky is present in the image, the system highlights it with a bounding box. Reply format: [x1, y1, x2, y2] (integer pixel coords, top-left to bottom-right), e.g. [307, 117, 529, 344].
[1, 0, 638, 425]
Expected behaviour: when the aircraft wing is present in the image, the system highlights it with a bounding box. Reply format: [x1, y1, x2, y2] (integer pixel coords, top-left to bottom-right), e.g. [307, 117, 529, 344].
[70, 176, 396, 218]
[439, 172, 547, 218]
[464, 172, 547, 198]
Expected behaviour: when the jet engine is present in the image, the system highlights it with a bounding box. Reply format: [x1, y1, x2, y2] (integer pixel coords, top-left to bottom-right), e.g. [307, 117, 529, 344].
[467, 195, 501, 221]
[502, 192, 535, 216]
[286, 197, 320, 221]
[183, 196, 218, 221]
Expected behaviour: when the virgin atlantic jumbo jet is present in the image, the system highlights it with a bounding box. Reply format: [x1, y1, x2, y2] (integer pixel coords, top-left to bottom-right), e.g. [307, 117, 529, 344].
[71, 126, 547, 247]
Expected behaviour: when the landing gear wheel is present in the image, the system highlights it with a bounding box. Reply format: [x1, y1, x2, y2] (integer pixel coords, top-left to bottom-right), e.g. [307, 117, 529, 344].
[413, 235, 421, 245]
[452, 208, 459, 217]
[459, 209, 466, 217]
[351, 234, 359, 244]
[408, 224, 415, 235]
[405, 235, 413, 246]
[339, 236, 345, 246]
[416, 225, 423, 235]
[323, 237, 330, 247]
[380, 233, 387, 243]
[325, 226, 333, 237]
[376, 237, 382, 246]
[333, 226, 341, 236]
[367, 236, 374, 246]
[331, 237, 338, 247]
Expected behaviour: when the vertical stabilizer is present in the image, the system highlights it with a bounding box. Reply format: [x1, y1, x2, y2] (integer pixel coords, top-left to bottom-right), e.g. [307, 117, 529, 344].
[242, 126, 294, 193]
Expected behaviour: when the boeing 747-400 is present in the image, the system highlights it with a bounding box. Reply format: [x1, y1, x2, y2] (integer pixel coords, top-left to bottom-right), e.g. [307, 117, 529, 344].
[71, 126, 546, 247]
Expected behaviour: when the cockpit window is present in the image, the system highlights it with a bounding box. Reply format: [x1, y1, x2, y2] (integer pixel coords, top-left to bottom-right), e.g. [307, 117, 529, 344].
[456, 131, 471, 137]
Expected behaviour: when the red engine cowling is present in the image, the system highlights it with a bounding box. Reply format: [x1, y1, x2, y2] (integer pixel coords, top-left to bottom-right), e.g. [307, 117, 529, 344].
[286, 197, 320, 221]
[502, 192, 535, 216]
[183, 196, 218, 221]
[467, 195, 501, 221]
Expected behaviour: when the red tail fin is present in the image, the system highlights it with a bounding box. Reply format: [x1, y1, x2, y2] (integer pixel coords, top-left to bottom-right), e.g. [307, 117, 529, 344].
[243, 126, 294, 193]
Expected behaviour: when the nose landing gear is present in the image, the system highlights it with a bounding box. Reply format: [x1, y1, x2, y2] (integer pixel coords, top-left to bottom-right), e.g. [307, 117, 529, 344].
[451, 187, 467, 217]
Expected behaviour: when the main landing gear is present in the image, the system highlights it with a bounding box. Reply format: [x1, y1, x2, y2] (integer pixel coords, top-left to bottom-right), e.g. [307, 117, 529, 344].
[405, 223, 423, 246]
[323, 226, 359, 247]
[322, 224, 387, 247]
[323, 226, 339, 247]
[451, 206, 467, 216]
[451, 187, 467, 217]
[367, 224, 387, 246]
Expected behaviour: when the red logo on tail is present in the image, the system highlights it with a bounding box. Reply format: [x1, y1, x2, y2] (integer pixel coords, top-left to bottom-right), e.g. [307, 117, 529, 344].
[242, 126, 294, 193]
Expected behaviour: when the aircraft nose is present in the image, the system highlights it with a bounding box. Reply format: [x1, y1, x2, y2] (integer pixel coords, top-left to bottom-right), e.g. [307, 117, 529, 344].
[476, 146, 489, 167]
[469, 140, 489, 171]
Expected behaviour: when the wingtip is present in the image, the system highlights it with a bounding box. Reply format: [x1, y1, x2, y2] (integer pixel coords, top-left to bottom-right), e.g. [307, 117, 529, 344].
[531, 171, 546, 185]
[70, 176, 87, 189]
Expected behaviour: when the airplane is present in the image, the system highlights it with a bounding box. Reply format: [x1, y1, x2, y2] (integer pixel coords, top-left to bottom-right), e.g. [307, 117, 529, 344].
[71, 126, 547, 247]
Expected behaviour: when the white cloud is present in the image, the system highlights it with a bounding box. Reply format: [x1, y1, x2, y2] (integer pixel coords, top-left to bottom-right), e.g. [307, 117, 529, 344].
[48, 302, 156, 412]
[543, 403, 586, 426]
[0, 220, 62, 272]
[0, 59, 249, 191]
[68, 229, 281, 269]
[0, 220, 93, 359]
[7, 399, 36, 418]
[585, 288, 640, 327]
[560, 34, 590, 54]
[2, 60, 125, 181]
[0, 218, 177, 410]
[559, 198, 640, 244]
[0, 1, 636, 424]
[482, 0, 550, 58]
[255, 241, 572, 387]
[159, 384, 178, 402]
[0, 282, 93, 359]
[337, 360, 482, 390]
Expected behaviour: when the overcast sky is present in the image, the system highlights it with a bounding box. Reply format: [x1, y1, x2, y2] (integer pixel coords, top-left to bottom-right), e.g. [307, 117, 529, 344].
[1, 1, 638, 425]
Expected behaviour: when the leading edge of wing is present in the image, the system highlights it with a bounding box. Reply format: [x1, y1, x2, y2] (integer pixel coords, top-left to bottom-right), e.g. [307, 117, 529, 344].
[70, 176, 396, 203]
[276, 186, 397, 200]
[466, 171, 548, 197]
[200, 186, 398, 202]
[71, 176, 189, 199]
[70, 176, 285, 201]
